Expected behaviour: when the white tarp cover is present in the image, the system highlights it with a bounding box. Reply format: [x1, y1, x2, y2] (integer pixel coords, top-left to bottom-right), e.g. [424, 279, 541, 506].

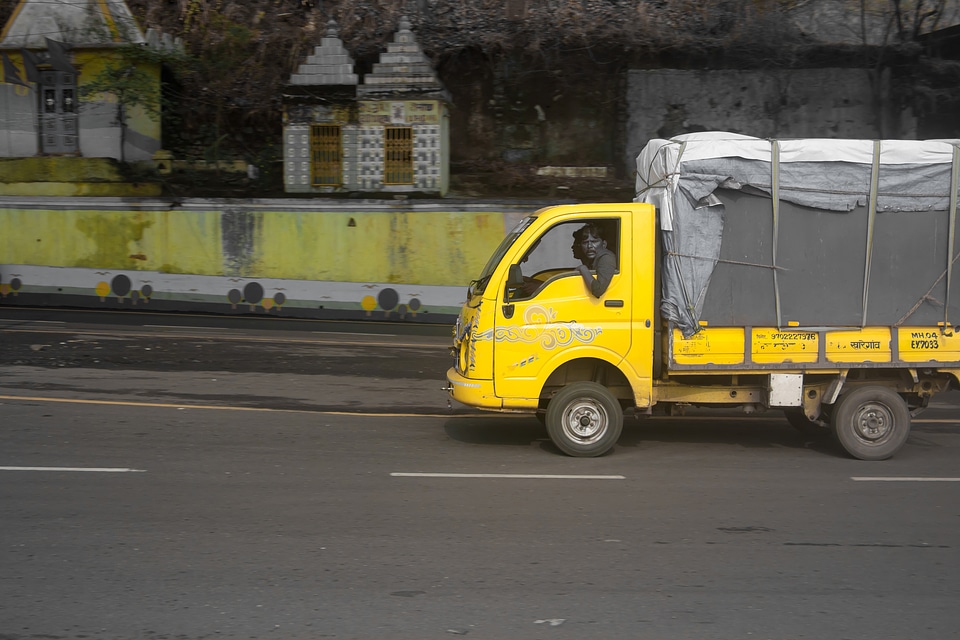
[634, 132, 960, 336]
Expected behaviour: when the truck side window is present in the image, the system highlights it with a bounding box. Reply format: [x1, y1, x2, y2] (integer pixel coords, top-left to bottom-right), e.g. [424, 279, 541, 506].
[508, 219, 619, 300]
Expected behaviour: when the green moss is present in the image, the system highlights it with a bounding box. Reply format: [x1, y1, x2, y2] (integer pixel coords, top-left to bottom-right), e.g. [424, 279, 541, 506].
[74, 214, 156, 269]
[0, 157, 134, 183]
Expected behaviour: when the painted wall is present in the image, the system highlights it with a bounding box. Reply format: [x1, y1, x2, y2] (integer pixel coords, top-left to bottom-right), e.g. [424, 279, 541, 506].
[0, 66, 38, 156]
[0, 197, 535, 321]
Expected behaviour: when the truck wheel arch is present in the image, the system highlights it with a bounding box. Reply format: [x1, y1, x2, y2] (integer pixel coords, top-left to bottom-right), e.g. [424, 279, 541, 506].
[539, 356, 634, 407]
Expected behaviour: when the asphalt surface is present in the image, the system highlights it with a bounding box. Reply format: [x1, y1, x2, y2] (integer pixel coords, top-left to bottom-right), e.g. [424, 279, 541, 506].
[2, 306, 959, 640]
[0, 307, 456, 414]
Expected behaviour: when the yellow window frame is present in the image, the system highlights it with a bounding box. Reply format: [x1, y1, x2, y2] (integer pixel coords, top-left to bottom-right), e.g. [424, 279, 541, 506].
[384, 126, 414, 185]
[311, 124, 342, 186]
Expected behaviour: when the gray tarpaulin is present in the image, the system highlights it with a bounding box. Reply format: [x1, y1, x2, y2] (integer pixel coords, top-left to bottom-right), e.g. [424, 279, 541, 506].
[635, 133, 960, 336]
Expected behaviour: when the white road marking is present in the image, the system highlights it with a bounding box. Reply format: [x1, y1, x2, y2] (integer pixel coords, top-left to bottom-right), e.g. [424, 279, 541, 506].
[391, 472, 625, 480]
[0, 466, 146, 473]
[852, 477, 960, 482]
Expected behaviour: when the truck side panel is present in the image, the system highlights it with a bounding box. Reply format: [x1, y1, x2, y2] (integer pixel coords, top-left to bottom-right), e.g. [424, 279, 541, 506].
[668, 325, 960, 370]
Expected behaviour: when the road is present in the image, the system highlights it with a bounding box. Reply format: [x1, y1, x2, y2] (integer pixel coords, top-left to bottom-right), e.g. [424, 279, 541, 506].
[1, 308, 959, 640]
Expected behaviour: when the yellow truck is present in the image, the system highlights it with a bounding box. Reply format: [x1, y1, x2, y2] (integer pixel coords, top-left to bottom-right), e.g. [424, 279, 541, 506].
[446, 133, 960, 460]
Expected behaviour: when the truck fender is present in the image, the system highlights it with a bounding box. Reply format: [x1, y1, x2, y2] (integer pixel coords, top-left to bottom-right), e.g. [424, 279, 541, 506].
[823, 371, 849, 405]
[537, 348, 646, 406]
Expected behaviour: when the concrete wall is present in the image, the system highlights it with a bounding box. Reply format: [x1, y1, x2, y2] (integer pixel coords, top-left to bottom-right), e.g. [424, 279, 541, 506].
[446, 64, 913, 182]
[625, 68, 916, 177]
[445, 54, 623, 173]
[0, 197, 535, 321]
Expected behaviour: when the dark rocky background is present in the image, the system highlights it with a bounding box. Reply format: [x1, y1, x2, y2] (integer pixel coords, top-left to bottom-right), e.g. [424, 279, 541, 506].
[2, 0, 958, 199]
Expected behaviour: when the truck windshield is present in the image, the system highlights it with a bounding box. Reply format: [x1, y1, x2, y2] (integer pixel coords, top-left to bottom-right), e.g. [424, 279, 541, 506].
[469, 216, 536, 297]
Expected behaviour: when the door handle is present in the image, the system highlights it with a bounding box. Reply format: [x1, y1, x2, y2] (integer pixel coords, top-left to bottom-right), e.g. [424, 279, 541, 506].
[604, 299, 624, 308]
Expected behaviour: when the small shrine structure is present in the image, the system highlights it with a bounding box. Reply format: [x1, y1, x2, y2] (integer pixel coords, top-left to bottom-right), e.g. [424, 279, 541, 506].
[282, 16, 450, 196]
[282, 20, 360, 192]
[0, 0, 180, 195]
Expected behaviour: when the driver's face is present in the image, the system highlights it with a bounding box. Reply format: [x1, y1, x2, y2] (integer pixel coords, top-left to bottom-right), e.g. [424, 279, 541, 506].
[580, 232, 605, 259]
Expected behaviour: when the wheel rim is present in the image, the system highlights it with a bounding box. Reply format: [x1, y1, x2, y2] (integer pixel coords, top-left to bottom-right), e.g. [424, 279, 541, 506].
[560, 398, 609, 444]
[852, 402, 894, 444]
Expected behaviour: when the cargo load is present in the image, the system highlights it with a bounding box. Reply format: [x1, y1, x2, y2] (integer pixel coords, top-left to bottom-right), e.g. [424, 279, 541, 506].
[446, 132, 960, 461]
[635, 132, 960, 337]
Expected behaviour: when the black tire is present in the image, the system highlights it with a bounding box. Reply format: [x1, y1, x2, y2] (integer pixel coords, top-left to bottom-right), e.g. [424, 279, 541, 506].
[545, 382, 623, 457]
[832, 386, 911, 461]
[783, 408, 830, 436]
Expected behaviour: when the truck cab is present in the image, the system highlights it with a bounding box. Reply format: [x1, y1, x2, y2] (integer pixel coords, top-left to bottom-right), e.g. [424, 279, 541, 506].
[446, 203, 657, 456]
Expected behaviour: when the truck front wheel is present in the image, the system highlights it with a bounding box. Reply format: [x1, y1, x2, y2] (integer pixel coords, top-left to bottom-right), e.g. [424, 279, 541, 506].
[545, 382, 623, 457]
[832, 386, 911, 461]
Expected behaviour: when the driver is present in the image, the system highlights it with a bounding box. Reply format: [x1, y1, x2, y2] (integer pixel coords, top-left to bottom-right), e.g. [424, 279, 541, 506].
[572, 223, 615, 298]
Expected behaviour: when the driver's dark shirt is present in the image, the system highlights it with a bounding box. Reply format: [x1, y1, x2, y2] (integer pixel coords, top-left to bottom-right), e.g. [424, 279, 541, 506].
[585, 247, 616, 298]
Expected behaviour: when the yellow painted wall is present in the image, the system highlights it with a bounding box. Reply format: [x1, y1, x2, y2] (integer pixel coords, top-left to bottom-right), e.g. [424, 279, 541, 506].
[0, 203, 518, 286]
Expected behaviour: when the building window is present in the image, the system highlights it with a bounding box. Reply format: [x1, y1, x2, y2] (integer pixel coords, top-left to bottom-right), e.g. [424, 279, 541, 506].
[310, 125, 342, 186]
[384, 126, 413, 185]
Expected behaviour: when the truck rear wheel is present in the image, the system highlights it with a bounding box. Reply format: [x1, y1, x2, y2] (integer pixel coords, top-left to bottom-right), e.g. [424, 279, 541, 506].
[832, 386, 911, 461]
[545, 382, 623, 457]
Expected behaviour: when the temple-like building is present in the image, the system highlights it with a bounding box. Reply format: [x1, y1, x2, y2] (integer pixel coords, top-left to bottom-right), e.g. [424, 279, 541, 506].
[282, 17, 450, 196]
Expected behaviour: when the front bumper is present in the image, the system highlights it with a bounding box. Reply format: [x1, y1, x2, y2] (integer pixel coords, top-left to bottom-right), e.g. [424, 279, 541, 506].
[445, 367, 502, 410]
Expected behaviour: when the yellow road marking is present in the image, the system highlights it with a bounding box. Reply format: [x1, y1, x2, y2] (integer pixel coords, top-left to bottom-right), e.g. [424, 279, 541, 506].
[0, 394, 480, 418]
[852, 477, 960, 482]
[0, 394, 956, 425]
[1, 466, 145, 473]
[0, 327, 447, 350]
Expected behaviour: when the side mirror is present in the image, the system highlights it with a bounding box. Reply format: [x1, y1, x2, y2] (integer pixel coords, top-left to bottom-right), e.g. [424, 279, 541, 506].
[507, 264, 524, 287]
